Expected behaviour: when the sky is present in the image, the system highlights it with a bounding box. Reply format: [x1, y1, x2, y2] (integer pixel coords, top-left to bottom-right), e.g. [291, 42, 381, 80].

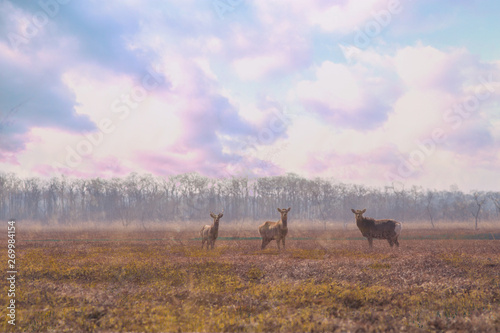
[0, 0, 499, 191]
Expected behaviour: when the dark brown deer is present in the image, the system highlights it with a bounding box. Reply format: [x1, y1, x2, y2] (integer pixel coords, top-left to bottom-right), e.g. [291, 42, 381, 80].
[351, 209, 402, 248]
[259, 207, 290, 250]
[200, 210, 223, 250]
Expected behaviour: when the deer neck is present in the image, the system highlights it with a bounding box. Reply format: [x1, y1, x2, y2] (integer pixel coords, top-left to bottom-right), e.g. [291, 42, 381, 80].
[280, 216, 287, 228]
[356, 216, 368, 230]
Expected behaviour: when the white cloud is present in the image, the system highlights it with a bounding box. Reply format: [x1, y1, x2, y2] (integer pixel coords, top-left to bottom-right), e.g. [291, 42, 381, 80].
[293, 59, 398, 128]
[304, 0, 389, 33]
[254, 0, 389, 33]
[393, 45, 471, 91]
[296, 62, 363, 111]
[383, 90, 453, 151]
[232, 53, 288, 81]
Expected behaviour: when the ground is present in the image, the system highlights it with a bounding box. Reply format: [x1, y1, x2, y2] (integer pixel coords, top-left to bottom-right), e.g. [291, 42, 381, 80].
[3, 226, 500, 332]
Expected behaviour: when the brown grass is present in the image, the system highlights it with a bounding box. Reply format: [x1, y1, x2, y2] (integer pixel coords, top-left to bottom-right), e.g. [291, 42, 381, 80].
[3, 226, 500, 332]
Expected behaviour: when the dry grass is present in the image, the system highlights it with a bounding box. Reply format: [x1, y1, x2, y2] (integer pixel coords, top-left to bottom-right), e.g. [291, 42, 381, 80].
[3, 226, 500, 332]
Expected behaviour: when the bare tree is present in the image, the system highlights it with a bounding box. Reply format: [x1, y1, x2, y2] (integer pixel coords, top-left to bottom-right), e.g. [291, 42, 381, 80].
[391, 182, 406, 222]
[1, 172, 499, 227]
[471, 191, 486, 230]
[489, 192, 500, 220]
[425, 190, 436, 228]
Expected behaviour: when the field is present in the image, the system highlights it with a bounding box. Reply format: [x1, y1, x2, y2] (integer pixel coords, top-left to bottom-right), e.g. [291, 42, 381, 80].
[3, 225, 500, 332]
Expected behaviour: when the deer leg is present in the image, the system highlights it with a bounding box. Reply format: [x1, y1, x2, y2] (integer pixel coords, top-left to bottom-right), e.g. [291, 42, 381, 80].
[261, 239, 269, 250]
[282, 238, 286, 250]
[211, 240, 215, 250]
[201, 239, 205, 249]
[387, 239, 394, 247]
[276, 238, 281, 250]
[367, 237, 373, 248]
[394, 238, 400, 247]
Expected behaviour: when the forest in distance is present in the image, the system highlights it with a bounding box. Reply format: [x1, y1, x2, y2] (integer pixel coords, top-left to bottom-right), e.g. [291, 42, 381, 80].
[1, 172, 499, 229]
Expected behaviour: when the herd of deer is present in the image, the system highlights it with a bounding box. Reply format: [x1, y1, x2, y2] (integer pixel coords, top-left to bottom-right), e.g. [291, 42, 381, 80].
[200, 207, 403, 250]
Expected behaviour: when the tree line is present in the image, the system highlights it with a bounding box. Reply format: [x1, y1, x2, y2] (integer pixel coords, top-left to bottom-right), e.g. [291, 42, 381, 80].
[1, 172, 499, 229]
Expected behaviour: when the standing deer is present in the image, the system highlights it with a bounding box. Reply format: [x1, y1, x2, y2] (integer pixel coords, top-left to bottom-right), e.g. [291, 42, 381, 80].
[259, 207, 290, 250]
[200, 210, 223, 250]
[351, 209, 402, 248]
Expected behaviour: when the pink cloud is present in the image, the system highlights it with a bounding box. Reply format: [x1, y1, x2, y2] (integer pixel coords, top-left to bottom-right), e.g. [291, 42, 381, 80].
[0, 132, 26, 165]
[136, 148, 284, 180]
[303, 147, 420, 184]
[33, 164, 93, 178]
[136, 149, 223, 177]
[393, 46, 479, 93]
[295, 61, 400, 129]
[93, 157, 131, 177]
[33, 157, 131, 179]
[0, 153, 20, 165]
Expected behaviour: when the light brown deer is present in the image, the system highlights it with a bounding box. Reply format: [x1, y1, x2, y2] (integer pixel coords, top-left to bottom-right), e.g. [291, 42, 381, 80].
[351, 209, 402, 248]
[259, 207, 290, 250]
[200, 210, 223, 250]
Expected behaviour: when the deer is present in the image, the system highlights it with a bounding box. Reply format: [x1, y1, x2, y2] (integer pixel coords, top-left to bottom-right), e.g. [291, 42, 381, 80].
[351, 209, 402, 248]
[259, 207, 290, 250]
[200, 210, 223, 250]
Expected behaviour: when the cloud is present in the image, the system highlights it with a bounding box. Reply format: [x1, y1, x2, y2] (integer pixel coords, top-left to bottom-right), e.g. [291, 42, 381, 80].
[295, 61, 398, 129]
[286, 43, 500, 189]
[254, 0, 390, 34]
[132, 59, 287, 177]
[298, 146, 401, 186]
[232, 53, 289, 81]
[389, 45, 500, 154]
[0, 0, 294, 178]
[443, 119, 495, 154]
[0, 1, 175, 166]
[394, 45, 469, 92]
[0, 45, 95, 160]
[1, 0, 500, 192]
[3, 1, 149, 74]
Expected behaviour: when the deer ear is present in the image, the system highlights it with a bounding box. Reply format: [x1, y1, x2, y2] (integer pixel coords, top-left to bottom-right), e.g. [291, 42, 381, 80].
[210, 213, 216, 218]
[361, 209, 366, 214]
[287, 207, 291, 212]
[219, 214, 223, 218]
[277, 208, 282, 213]
[351, 209, 356, 214]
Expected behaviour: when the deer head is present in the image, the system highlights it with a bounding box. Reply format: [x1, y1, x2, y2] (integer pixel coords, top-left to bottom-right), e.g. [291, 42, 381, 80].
[351, 208, 367, 221]
[210, 209, 224, 223]
[277, 207, 291, 220]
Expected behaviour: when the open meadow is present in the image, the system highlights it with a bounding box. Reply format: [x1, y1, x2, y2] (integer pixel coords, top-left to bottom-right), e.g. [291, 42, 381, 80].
[3, 225, 500, 332]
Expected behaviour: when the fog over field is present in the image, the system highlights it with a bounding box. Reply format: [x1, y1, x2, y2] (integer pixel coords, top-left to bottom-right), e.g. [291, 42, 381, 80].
[1, 173, 500, 231]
